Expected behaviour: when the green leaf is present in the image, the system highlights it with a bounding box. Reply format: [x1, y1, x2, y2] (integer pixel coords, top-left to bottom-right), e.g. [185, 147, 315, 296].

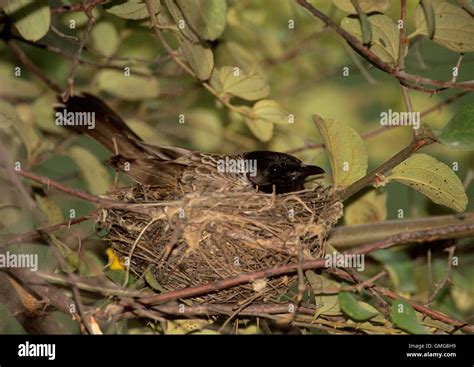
[144, 268, 166, 292]
[96, 70, 160, 100]
[163, 0, 199, 42]
[0, 66, 42, 98]
[415, 0, 474, 52]
[341, 14, 399, 65]
[306, 270, 342, 317]
[104, 0, 160, 19]
[180, 38, 214, 81]
[240, 106, 274, 142]
[1, 0, 50, 41]
[34, 194, 64, 226]
[388, 153, 468, 212]
[333, 0, 390, 13]
[339, 292, 379, 321]
[67, 146, 112, 195]
[252, 99, 289, 125]
[372, 249, 417, 293]
[345, 190, 387, 225]
[0, 100, 44, 160]
[90, 22, 120, 57]
[218, 66, 269, 101]
[391, 300, 429, 334]
[437, 103, 474, 150]
[176, 0, 227, 41]
[313, 115, 368, 187]
[0, 204, 22, 229]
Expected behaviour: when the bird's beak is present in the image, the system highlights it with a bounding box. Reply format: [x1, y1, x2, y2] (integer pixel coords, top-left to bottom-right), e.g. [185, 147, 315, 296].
[300, 164, 325, 177]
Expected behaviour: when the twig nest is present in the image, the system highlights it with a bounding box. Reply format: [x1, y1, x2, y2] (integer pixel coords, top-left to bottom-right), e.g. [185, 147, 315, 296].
[98, 185, 343, 303]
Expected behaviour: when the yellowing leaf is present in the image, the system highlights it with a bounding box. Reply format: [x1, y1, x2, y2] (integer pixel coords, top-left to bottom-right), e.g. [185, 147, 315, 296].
[67, 146, 112, 195]
[415, 0, 474, 52]
[333, 0, 390, 13]
[345, 190, 387, 225]
[313, 115, 368, 187]
[1, 0, 50, 41]
[35, 195, 64, 226]
[181, 38, 214, 81]
[218, 66, 269, 101]
[242, 106, 274, 142]
[90, 22, 119, 57]
[96, 70, 159, 100]
[105, 0, 160, 20]
[252, 99, 289, 125]
[341, 14, 399, 65]
[388, 153, 468, 212]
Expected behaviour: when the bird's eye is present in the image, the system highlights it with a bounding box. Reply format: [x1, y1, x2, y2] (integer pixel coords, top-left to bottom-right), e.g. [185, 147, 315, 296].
[269, 164, 279, 174]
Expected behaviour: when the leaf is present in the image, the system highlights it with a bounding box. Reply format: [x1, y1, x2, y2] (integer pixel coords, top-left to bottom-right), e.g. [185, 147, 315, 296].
[241, 106, 274, 142]
[313, 115, 368, 187]
[339, 292, 379, 321]
[1, 0, 50, 41]
[176, 0, 227, 41]
[104, 0, 160, 19]
[306, 270, 342, 317]
[372, 249, 417, 293]
[218, 66, 269, 101]
[415, 0, 474, 52]
[144, 267, 166, 292]
[0, 71, 41, 99]
[341, 14, 399, 65]
[0, 100, 43, 160]
[252, 99, 289, 125]
[96, 70, 160, 100]
[180, 38, 214, 81]
[345, 190, 387, 225]
[457, 0, 474, 16]
[90, 22, 120, 57]
[0, 205, 22, 228]
[391, 300, 429, 334]
[163, 0, 199, 42]
[437, 103, 474, 150]
[67, 146, 112, 195]
[388, 153, 468, 212]
[333, 0, 390, 13]
[34, 195, 64, 226]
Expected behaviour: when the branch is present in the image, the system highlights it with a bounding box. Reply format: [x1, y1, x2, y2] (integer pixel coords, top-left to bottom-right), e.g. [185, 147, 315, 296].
[296, 0, 474, 93]
[339, 128, 436, 201]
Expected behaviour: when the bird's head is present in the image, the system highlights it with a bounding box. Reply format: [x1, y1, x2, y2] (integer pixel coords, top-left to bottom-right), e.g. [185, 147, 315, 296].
[242, 151, 325, 194]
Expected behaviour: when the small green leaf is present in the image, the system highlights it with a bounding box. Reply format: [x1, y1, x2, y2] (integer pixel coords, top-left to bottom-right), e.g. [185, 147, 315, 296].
[180, 38, 214, 81]
[341, 14, 399, 65]
[306, 270, 342, 317]
[0, 68, 41, 99]
[339, 292, 379, 321]
[67, 146, 112, 195]
[0, 204, 22, 228]
[313, 115, 368, 187]
[144, 268, 166, 292]
[391, 300, 429, 334]
[388, 153, 468, 212]
[96, 70, 160, 100]
[218, 66, 269, 101]
[333, 0, 390, 13]
[415, 0, 474, 52]
[176, 0, 227, 41]
[252, 99, 289, 125]
[243, 106, 274, 142]
[1, 0, 50, 41]
[345, 190, 387, 225]
[104, 0, 160, 19]
[437, 103, 474, 150]
[90, 22, 120, 57]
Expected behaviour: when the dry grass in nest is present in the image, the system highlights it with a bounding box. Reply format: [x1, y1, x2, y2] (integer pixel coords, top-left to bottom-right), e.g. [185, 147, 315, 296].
[97, 185, 343, 304]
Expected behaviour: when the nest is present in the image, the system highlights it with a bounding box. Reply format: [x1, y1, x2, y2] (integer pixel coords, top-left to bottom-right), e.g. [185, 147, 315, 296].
[97, 185, 343, 303]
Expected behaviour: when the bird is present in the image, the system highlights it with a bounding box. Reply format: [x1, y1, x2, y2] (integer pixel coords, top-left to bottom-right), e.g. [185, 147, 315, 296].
[55, 93, 325, 194]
